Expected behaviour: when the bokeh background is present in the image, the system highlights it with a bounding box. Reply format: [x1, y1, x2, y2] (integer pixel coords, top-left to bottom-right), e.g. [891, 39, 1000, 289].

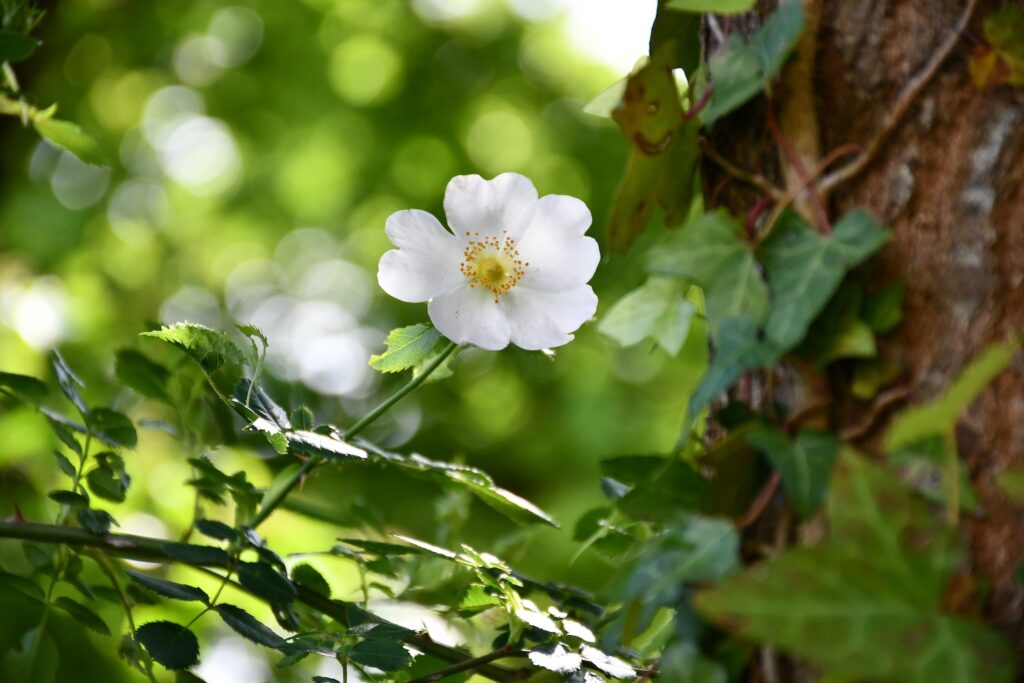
[0, 1, 708, 680]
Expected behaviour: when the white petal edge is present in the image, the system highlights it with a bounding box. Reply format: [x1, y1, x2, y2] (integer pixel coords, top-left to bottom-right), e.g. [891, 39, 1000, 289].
[428, 284, 512, 351]
[517, 195, 600, 291]
[504, 284, 598, 351]
[443, 173, 538, 242]
[378, 209, 464, 303]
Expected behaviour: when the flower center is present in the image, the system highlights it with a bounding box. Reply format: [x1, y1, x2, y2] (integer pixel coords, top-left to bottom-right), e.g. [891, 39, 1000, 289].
[459, 230, 528, 302]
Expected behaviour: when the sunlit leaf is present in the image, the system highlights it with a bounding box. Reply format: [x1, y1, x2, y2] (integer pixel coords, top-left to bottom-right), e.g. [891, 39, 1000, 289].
[33, 116, 107, 165]
[369, 323, 441, 373]
[286, 430, 368, 461]
[529, 644, 582, 674]
[142, 323, 245, 372]
[598, 277, 696, 355]
[667, 0, 754, 13]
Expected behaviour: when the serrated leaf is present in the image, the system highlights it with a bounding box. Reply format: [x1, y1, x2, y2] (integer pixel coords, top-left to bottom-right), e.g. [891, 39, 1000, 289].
[745, 428, 840, 518]
[759, 209, 890, 351]
[0, 572, 45, 604]
[136, 621, 200, 670]
[370, 324, 441, 374]
[214, 604, 286, 649]
[126, 571, 209, 603]
[649, 210, 768, 330]
[290, 406, 314, 430]
[700, 0, 804, 125]
[885, 340, 1019, 452]
[77, 507, 116, 535]
[458, 584, 502, 613]
[86, 408, 138, 448]
[286, 430, 368, 461]
[0, 371, 48, 404]
[162, 542, 231, 566]
[48, 490, 88, 507]
[291, 563, 330, 597]
[142, 323, 245, 372]
[580, 645, 635, 679]
[237, 562, 296, 604]
[33, 116, 106, 165]
[667, 0, 754, 12]
[350, 637, 412, 672]
[54, 596, 110, 635]
[234, 379, 290, 429]
[195, 519, 236, 541]
[598, 278, 696, 356]
[114, 350, 169, 401]
[694, 452, 1013, 683]
[688, 318, 781, 417]
[86, 462, 129, 503]
[0, 30, 39, 62]
[52, 351, 88, 417]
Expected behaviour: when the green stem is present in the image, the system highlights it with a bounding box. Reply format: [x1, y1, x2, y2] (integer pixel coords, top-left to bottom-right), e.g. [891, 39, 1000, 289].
[90, 551, 159, 683]
[249, 341, 459, 529]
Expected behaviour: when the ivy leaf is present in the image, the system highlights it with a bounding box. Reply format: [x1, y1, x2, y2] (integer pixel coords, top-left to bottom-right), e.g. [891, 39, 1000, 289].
[885, 340, 1018, 452]
[667, 0, 754, 12]
[369, 324, 441, 374]
[598, 277, 696, 356]
[608, 44, 701, 251]
[759, 209, 890, 351]
[32, 114, 107, 166]
[700, 0, 804, 125]
[969, 5, 1024, 89]
[114, 350, 169, 401]
[136, 621, 200, 670]
[162, 542, 231, 566]
[0, 30, 40, 62]
[695, 452, 1014, 682]
[0, 371, 48, 404]
[863, 281, 905, 333]
[745, 428, 840, 518]
[214, 604, 286, 649]
[54, 596, 110, 636]
[141, 323, 245, 372]
[649, 210, 768, 330]
[237, 562, 297, 605]
[126, 571, 209, 603]
[688, 318, 781, 417]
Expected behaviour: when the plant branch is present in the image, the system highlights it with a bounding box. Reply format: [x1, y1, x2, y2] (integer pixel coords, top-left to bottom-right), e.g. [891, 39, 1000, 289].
[405, 644, 525, 683]
[817, 0, 979, 196]
[249, 341, 460, 529]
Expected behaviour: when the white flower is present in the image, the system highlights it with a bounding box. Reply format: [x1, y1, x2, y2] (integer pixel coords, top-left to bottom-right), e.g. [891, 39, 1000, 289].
[377, 173, 599, 351]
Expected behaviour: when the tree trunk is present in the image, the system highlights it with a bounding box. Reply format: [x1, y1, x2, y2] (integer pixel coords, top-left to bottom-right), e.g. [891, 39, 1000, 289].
[706, 0, 1024, 658]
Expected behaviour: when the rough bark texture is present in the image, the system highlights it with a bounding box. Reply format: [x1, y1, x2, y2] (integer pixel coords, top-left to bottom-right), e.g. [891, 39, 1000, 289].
[706, 0, 1024, 662]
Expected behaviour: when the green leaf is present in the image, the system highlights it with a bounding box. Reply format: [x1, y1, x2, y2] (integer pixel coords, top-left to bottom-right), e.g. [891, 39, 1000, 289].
[759, 209, 890, 351]
[114, 350, 169, 401]
[0, 30, 40, 62]
[141, 323, 245, 372]
[77, 508, 116, 535]
[4, 625, 58, 683]
[290, 406, 315, 430]
[688, 318, 781, 417]
[890, 436, 980, 512]
[863, 282, 905, 333]
[745, 428, 840, 518]
[214, 604, 286, 649]
[162, 542, 231, 566]
[649, 210, 768, 330]
[126, 570, 209, 603]
[369, 324, 441, 373]
[195, 519, 236, 541]
[237, 562, 297, 605]
[582, 76, 627, 118]
[617, 461, 711, 522]
[286, 430, 368, 461]
[996, 465, 1024, 503]
[86, 452, 130, 502]
[52, 351, 88, 417]
[54, 596, 110, 635]
[695, 452, 1014, 682]
[0, 371, 48, 403]
[48, 490, 88, 507]
[86, 408, 138, 449]
[886, 340, 1018, 451]
[667, 0, 754, 12]
[291, 563, 330, 598]
[700, 0, 804, 125]
[32, 116, 107, 165]
[136, 621, 200, 670]
[350, 637, 412, 672]
[822, 317, 876, 362]
[609, 43, 700, 251]
[234, 379, 290, 429]
[598, 277, 696, 355]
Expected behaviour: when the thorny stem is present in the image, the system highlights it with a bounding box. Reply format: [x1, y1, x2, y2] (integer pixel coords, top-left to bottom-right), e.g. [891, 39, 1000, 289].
[249, 341, 459, 529]
[405, 644, 524, 683]
[817, 0, 979, 196]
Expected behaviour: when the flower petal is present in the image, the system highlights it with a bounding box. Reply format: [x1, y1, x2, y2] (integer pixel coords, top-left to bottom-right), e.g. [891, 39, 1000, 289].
[444, 173, 538, 242]
[504, 284, 598, 350]
[517, 195, 599, 291]
[428, 284, 512, 350]
[378, 209, 463, 302]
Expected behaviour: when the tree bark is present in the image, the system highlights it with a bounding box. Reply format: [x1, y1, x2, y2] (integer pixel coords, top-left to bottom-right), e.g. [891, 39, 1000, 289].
[706, 0, 1024, 659]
